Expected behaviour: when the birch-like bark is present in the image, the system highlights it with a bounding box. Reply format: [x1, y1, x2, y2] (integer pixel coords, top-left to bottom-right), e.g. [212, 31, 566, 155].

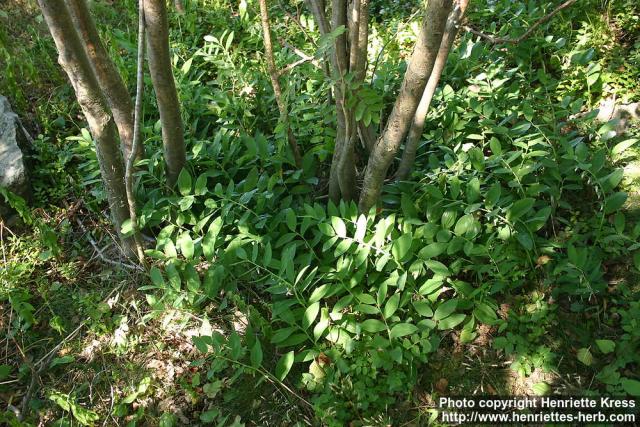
[396, 0, 467, 181]
[358, 0, 452, 212]
[125, 0, 147, 263]
[144, 0, 186, 188]
[37, 0, 134, 254]
[66, 0, 142, 160]
[258, 0, 303, 169]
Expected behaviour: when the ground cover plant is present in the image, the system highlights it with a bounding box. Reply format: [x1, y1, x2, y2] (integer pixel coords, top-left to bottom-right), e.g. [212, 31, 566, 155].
[1, 0, 640, 425]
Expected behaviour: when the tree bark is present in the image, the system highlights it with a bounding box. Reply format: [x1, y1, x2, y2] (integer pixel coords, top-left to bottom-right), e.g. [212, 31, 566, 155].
[144, 0, 186, 188]
[396, 0, 467, 181]
[37, 0, 134, 254]
[358, 0, 452, 212]
[66, 0, 142, 161]
[327, 0, 351, 203]
[125, 0, 147, 264]
[304, 0, 330, 36]
[258, 0, 303, 169]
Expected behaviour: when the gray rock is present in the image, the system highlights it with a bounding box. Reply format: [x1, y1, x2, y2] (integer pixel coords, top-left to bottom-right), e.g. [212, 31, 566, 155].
[595, 97, 640, 134]
[0, 95, 30, 219]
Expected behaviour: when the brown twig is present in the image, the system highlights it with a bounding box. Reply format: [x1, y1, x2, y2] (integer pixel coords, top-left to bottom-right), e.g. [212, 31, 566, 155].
[74, 216, 143, 271]
[278, 1, 317, 47]
[464, 0, 577, 44]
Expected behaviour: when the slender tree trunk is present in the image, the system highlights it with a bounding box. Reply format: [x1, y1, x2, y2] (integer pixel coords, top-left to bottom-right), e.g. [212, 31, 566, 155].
[358, 0, 452, 212]
[258, 0, 303, 169]
[37, 0, 134, 254]
[304, 0, 330, 36]
[125, 0, 147, 263]
[144, 0, 186, 188]
[66, 0, 142, 160]
[328, 0, 350, 203]
[396, 0, 467, 181]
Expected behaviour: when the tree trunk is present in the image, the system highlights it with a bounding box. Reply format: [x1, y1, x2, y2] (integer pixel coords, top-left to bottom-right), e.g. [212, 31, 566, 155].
[358, 0, 452, 212]
[144, 0, 186, 188]
[327, 0, 351, 203]
[66, 0, 142, 161]
[125, 0, 148, 264]
[304, 0, 330, 37]
[396, 0, 467, 181]
[37, 0, 134, 254]
[258, 0, 303, 169]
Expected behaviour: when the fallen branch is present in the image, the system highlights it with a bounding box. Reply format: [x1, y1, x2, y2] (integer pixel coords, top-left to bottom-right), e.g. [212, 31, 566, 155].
[464, 0, 576, 44]
[74, 216, 143, 271]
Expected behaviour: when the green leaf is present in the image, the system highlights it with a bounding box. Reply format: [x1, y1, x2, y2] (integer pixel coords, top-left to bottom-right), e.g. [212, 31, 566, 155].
[202, 217, 223, 260]
[149, 266, 164, 287]
[228, 332, 242, 360]
[389, 323, 418, 339]
[286, 209, 297, 232]
[356, 304, 380, 314]
[194, 173, 208, 195]
[331, 217, 346, 238]
[383, 293, 400, 319]
[621, 378, 640, 396]
[595, 339, 615, 354]
[425, 260, 450, 276]
[604, 192, 627, 214]
[177, 232, 194, 259]
[576, 348, 593, 366]
[184, 264, 201, 292]
[485, 182, 501, 207]
[489, 137, 502, 155]
[71, 403, 99, 426]
[263, 242, 272, 267]
[250, 340, 263, 368]
[418, 242, 447, 259]
[473, 302, 498, 325]
[275, 351, 295, 381]
[120, 219, 134, 237]
[203, 381, 222, 398]
[177, 168, 192, 196]
[507, 198, 535, 221]
[302, 302, 320, 329]
[437, 313, 466, 330]
[434, 299, 458, 321]
[392, 232, 413, 261]
[50, 355, 74, 368]
[165, 262, 181, 290]
[309, 285, 329, 303]
[466, 177, 481, 202]
[611, 138, 638, 158]
[532, 382, 552, 396]
[271, 327, 295, 344]
[357, 293, 376, 305]
[412, 300, 433, 317]
[0, 364, 11, 381]
[200, 409, 220, 423]
[354, 214, 367, 240]
[454, 214, 475, 236]
[441, 209, 457, 229]
[377, 280, 388, 307]
[361, 319, 387, 333]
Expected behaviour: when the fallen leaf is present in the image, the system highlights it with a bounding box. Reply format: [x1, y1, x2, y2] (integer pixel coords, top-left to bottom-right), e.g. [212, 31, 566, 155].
[435, 378, 449, 393]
